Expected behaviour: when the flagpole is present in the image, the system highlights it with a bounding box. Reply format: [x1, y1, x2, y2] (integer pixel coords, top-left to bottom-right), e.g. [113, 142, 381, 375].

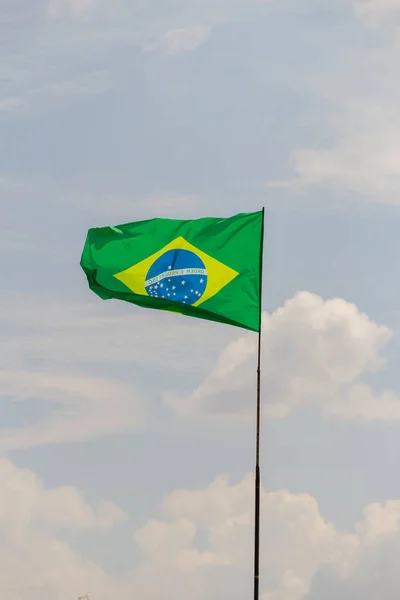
[254, 207, 265, 600]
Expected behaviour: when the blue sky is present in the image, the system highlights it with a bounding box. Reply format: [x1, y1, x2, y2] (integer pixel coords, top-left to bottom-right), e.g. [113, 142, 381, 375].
[3, 0, 400, 598]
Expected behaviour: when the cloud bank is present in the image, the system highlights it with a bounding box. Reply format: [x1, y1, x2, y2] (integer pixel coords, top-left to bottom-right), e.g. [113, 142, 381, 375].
[166, 292, 397, 422]
[4, 459, 400, 600]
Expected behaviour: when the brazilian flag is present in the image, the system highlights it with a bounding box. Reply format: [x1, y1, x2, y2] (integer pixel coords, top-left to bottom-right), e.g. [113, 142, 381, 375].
[80, 210, 264, 332]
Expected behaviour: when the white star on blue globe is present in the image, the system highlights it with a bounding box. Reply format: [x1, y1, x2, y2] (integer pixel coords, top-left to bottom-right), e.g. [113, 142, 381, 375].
[145, 249, 208, 305]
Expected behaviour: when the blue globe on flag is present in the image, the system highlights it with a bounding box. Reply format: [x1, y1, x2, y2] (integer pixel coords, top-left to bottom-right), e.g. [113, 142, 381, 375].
[145, 249, 208, 305]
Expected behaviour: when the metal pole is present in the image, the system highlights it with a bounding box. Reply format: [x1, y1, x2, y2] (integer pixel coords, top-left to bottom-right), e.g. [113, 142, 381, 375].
[253, 207, 265, 600]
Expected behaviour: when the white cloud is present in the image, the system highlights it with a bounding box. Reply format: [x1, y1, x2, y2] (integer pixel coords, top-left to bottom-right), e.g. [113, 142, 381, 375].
[0, 14, 113, 118]
[129, 473, 336, 600]
[144, 25, 211, 55]
[128, 472, 400, 600]
[165, 291, 398, 422]
[273, 18, 400, 202]
[0, 97, 24, 112]
[0, 289, 397, 451]
[4, 459, 400, 599]
[47, 0, 95, 18]
[0, 370, 144, 452]
[0, 290, 158, 455]
[353, 0, 400, 32]
[0, 290, 235, 450]
[0, 71, 112, 117]
[272, 83, 400, 200]
[0, 459, 126, 534]
[133, 0, 272, 53]
[0, 0, 272, 117]
[286, 109, 400, 200]
[0, 458, 124, 600]
[0, 292, 233, 374]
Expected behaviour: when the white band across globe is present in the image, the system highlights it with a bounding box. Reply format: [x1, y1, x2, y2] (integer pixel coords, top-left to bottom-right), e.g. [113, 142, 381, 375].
[145, 268, 207, 287]
[145, 249, 208, 306]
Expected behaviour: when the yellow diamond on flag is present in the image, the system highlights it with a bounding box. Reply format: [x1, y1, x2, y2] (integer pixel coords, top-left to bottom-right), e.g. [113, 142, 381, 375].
[114, 236, 239, 307]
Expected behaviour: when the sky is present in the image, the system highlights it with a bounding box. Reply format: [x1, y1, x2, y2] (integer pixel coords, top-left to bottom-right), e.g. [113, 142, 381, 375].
[2, 0, 400, 598]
